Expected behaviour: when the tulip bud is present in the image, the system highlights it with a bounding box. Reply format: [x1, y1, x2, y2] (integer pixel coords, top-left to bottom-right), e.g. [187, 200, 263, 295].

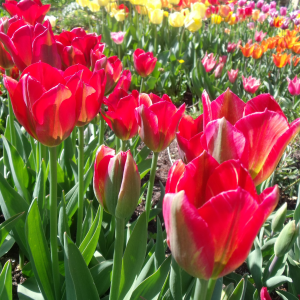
[274, 220, 299, 257]
[93, 146, 141, 219]
[271, 202, 287, 233]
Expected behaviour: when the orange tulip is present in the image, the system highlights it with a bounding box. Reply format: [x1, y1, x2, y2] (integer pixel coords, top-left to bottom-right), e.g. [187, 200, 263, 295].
[283, 35, 299, 49]
[292, 42, 300, 54]
[252, 9, 260, 21]
[273, 17, 284, 28]
[272, 52, 291, 68]
[267, 37, 278, 49]
[261, 40, 269, 52]
[220, 5, 231, 17]
[293, 56, 300, 67]
[276, 46, 284, 53]
[239, 43, 255, 57]
[252, 44, 264, 59]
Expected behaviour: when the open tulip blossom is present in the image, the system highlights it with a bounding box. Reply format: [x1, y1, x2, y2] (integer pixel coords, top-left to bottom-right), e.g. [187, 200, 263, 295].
[242, 75, 260, 93]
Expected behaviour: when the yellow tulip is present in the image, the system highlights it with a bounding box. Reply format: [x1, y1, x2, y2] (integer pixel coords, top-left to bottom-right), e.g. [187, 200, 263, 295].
[88, 0, 100, 11]
[105, 2, 117, 13]
[146, 0, 161, 9]
[149, 9, 164, 24]
[138, 5, 148, 15]
[76, 0, 88, 7]
[169, 12, 185, 27]
[228, 13, 237, 25]
[224, 11, 232, 22]
[113, 8, 126, 21]
[130, 0, 144, 4]
[169, 0, 181, 4]
[97, 0, 109, 6]
[191, 2, 206, 19]
[211, 14, 222, 24]
[184, 12, 202, 32]
[164, 11, 169, 17]
[252, 9, 260, 21]
[181, 8, 190, 17]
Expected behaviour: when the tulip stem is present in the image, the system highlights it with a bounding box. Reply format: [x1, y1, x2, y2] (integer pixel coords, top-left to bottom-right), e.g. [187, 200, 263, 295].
[5, 70, 16, 147]
[40, 143, 47, 165]
[194, 278, 216, 300]
[268, 255, 279, 279]
[98, 112, 105, 146]
[49, 146, 61, 300]
[179, 27, 185, 57]
[109, 217, 125, 300]
[76, 126, 85, 246]
[145, 152, 159, 222]
[120, 139, 126, 152]
[140, 78, 144, 93]
[154, 25, 158, 56]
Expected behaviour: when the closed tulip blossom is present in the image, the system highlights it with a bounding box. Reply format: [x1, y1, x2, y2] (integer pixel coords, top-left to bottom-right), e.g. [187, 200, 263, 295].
[262, 4, 269, 13]
[260, 288, 272, 300]
[55, 27, 101, 69]
[202, 52, 217, 72]
[280, 7, 287, 16]
[227, 69, 239, 83]
[93, 54, 122, 95]
[163, 151, 279, 279]
[169, 12, 185, 27]
[4, 62, 79, 146]
[133, 49, 157, 78]
[93, 145, 140, 219]
[247, 22, 255, 29]
[257, 0, 264, 9]
[0, 20, 61, 71]
[201, 89, 300, 185]
[255, 30, 267, 42]
[101, 90, 140, 140]
[176, 114, 205, 164]
[287, 75, 300, 96]
[110, 31, 126, 44]
[242, 75, 260, 93]
[149, 9, 164, 24]
[63, 64, 106, 127]
[135, 93, 185, 152]
[214, 63, 224, 78]
[3, 0, 50, 25]
[227, 42, 237, 53]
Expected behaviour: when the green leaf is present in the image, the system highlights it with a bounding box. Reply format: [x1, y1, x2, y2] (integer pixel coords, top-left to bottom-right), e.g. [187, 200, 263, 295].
[130, 255, 172, 300]
[287, 260, 300, 295]
[228, 277, 247, 300]
[247, 243, 262, 291]
[33, 160, 46, 220]
[0, 260, 12, 300]
[0, 235, 15, 258]
[265, 276, 292, 289]
[118, 212, 147, 299]
[135, 146, 151, 165]
[221, 283, 235, 300]
[18, 277, 44, 300]
[0, 212, 24, 246]
[2, 136, 30, 203]
[90, 260, 113, 297]
[63, 233, 99, 300]
[25, 200, 55, 300]
[79, 206, 103, 266]
[170, 257, 182, 300]
[155, 217, 165, 270]
[276, 290, 299, 300]
[0, 171, 29, 257]
[211, 278, 223, 300]
[58, 192, 71, 247]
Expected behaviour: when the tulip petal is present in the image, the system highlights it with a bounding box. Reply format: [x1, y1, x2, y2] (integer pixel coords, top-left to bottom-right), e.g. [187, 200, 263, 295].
[235, 110, 289, 183]
[211, 89, 245, 125]
[32, 25, 61, 70]
[201, 118, 246, 164]
[135, 104, 160, 152]
[177, 151, 219, 208]
[17, 0, 39, 25]
[244, 94, 287, 121]
[93, 145, 115, 210]
[62, 46, 86, 68]
[33, 84, 75, 146]
[163, 191, 214, 279]
[116, 151, 141, 219]
[178, 114, 203, 140]
[165, 160, 185, 193]
[253, 118, 300, 185]
[198, 188, 259, 278]
[63, 64, 92, 82]
[202, 90, 212, 130]
[218, 185, 279, 277]
[36, 4, 51, 24]
[205, 160, 257, 202]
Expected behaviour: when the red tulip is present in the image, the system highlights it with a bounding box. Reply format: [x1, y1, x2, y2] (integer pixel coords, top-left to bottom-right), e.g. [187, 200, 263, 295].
[242, 75, 260, 93]
[93, 54, 122, 95]
[90, 43, 105, 69]
[63, 64, 106, 127]
[201, 89, 300, 185]
[0, 20, 61, 71]
[176, 114, 205, 164]
[93, 145, 140, 219]
[133, 49, 157, 78]
[101, 90, 139, 140]
[227, 69, 239, 83]
[135, 93, 185, 152]
[4, 62, 79, 146]
[260, 288, 272, 300]
[55, 27, 102, 70]
[163, 151, 279, 279]
[287, 75, 300, 96]
[115, 70, 131, 92]
[3, 0, 50, 25]
[202, 52, 217, 72]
